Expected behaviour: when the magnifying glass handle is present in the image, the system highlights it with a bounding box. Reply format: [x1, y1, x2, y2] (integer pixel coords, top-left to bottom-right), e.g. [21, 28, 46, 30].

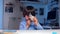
[29, 13, 34, 21]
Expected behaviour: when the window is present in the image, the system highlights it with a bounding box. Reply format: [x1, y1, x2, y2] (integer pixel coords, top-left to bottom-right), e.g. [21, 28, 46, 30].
[5, 7, 13, 13]
[39, 8, 44, 15]
[9, 7, 13, 13]
[47, 7, 57, 20]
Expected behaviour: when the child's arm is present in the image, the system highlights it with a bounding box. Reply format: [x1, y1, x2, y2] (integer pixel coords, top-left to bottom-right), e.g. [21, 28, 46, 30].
[33, 17, 38, 26]
[25, 15, 31, 29]
[26, 19, 31, 29]
[33, 17, 43, 30]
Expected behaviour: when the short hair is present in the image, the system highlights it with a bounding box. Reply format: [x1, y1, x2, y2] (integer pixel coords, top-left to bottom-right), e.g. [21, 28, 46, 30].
[26, 6, 34, 10]
[23, 6, 35, 17]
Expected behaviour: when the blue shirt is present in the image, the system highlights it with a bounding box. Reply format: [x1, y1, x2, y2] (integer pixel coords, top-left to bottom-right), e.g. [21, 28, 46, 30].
[19, 17, 43, 30]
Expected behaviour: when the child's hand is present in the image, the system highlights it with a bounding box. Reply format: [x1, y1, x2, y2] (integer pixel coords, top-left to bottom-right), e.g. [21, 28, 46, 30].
[33, 17, 38, 26]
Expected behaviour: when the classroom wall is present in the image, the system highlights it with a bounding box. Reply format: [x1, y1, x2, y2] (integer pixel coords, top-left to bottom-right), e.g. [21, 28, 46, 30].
[3, 0, 23, 29]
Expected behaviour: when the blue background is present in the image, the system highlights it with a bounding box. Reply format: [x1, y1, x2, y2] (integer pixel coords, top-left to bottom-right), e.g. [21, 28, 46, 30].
[0, 0, 3, 29]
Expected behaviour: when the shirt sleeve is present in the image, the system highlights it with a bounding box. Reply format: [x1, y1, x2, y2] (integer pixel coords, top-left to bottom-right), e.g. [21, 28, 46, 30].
[35, 23, 43, 30]
[19, 21, 27, 30]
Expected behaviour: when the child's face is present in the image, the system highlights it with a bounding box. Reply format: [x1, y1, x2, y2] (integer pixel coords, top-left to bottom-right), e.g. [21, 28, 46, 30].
[25, 15, 29, 20]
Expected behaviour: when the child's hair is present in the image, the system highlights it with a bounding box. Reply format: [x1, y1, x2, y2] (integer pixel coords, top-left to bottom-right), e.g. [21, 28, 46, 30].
[23, 6, 35, 17]
[26, 6, 34, 10]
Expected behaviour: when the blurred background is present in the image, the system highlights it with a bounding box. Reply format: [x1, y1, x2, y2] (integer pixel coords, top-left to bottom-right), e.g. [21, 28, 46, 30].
[2, 0, 60, 30]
